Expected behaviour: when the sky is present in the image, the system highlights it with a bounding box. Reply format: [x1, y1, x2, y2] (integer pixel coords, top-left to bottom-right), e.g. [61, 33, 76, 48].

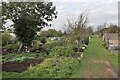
[43, 0, 119, 31]
[3, 0, 120, 32]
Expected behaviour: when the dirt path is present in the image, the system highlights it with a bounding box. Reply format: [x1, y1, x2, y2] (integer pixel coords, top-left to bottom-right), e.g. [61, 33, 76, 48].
[71, 35, 118, 78]
[105, 60, 118, 78]
[94, 60, 118, 78]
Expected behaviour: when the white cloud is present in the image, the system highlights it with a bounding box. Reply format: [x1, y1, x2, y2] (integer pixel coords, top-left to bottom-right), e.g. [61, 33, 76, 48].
[51, 0, 119, 2]
[3, 0, 119, 32]
[46, 0, 118, 31]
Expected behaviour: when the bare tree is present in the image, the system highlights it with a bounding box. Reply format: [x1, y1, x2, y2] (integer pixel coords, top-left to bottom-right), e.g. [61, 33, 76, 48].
[64, 13, 88, 51]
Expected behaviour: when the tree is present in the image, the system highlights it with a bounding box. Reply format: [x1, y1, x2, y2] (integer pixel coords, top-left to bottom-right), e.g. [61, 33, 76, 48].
[65, 13, 88, 42]
[107, 24, 118, 33]
[39, 31, 48, 37]
[57, 30, 63, 36]
[2, 32, 11, 46]
[39, 29, 62, 37]
[47, 29, 58, 37]
[63, 31, 67, 35]
[2, 2, 57, 49]
[14, 15, 37, 46]
[64, 13, 89, 52]
[96, 23, 118, 37]
[96, 23, 107, 37]
[86, 26, 93, 35]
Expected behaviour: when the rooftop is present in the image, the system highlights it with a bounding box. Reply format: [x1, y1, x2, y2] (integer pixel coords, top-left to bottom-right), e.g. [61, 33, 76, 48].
[105, 33, 120, 40]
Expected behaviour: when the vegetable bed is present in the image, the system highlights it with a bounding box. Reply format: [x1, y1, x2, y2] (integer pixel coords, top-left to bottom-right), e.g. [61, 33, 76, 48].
[2, 58, 43, 73]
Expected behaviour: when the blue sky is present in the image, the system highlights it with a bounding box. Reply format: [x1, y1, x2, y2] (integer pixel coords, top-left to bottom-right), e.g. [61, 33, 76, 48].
[42, 0, 119, 31]
[3, 0, 119, 32]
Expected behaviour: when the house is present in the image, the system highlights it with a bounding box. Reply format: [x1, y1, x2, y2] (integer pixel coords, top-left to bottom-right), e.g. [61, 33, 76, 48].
[103, 33, 120, 53]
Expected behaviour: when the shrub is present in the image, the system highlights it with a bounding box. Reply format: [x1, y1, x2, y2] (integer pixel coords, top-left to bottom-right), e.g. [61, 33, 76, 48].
[49, 44, 75, 57]
[84, 37, 89, 45]
[73, 47, 78, 52]
[31, 40, 40, 52]
[44, 40, 66, 50]
[2, 32, 11, 46]
[79, 48, 84, 52]
[101, 41, 108, 48]
[40, 37, 46, 44]
[4, 44, 20, 52]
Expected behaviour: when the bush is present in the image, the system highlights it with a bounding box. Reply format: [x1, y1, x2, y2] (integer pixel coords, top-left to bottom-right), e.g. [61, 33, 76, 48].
[4, 44, 20, 51]
[73, 47, 78, 52]
[49, 44, 75, 57]
[79, 48, 84, 52]
[31, 40, 40, 52]
[40, 37, 46, 44]
[44, 40, 65, 50]
[101, 41, 108, 49]
[2, 32, 11, 46]
[73, 47, 84, 52]
[84, 37, 89, 45]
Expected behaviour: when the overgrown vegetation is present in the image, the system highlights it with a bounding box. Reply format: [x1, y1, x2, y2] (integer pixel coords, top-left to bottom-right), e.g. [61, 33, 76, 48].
[2, 37, 84, 78]
[2, 56, 81, 78]
[1, 32, 11, 46]
[39, 29, 63, 37]
[71, 35, 118, 78]
[1, 1, 118, 78]
[2, 32, 85, 78]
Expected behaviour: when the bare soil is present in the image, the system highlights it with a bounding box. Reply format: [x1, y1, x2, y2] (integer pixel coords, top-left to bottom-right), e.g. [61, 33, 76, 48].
[2, 59, 43, 73]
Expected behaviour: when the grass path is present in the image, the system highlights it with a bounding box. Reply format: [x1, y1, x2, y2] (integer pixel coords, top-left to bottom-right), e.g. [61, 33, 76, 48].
[71, 35, 118, 78]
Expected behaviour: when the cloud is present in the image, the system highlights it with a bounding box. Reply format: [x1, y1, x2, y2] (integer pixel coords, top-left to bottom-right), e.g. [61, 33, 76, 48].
[47, 0, 119, 31]
[3, 0, 119, 32]
[51, 0, 119, 3]
[88, 2, 118, 29]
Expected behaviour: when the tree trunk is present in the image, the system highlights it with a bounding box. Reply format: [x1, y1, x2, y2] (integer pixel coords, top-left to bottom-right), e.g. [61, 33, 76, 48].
[76, 38, 80, 52]
[18, 44, 23, 52]
[78, 39, 80, 52]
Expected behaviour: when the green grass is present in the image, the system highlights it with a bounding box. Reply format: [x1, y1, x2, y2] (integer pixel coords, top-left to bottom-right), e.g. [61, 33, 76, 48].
[71, 35, 118, 78]
[108, 53, 118, 70]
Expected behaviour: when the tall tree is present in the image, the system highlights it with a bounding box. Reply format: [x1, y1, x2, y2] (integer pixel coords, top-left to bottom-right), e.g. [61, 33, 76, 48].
[2, 2, 57, 47]
[107, 24, 118, 33]
[64, 13, 88, 51]
[65, 13, 88, 42]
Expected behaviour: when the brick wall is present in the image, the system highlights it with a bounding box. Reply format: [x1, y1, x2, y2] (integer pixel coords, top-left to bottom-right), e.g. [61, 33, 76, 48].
[109, 40, 120, 45]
